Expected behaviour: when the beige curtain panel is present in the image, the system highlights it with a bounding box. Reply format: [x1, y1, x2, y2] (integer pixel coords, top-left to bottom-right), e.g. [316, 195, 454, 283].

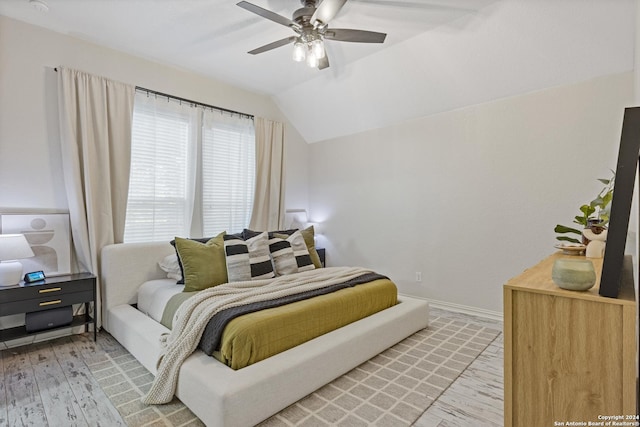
[249, 118, 286, 231]
[57, 67, 135, 327]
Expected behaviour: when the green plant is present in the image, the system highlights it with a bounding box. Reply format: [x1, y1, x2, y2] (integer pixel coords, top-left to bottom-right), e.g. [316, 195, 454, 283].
[554, 171, 615, 244]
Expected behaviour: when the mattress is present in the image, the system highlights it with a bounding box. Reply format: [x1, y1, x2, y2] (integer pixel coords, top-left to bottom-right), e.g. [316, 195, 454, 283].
[137, 279, 183, 323]
[137, 272, 398, 370]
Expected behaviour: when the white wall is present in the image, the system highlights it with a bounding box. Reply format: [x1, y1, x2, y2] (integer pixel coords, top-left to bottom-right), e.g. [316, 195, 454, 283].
[309, 72, 634, 314]
[0, 15, 309, 214]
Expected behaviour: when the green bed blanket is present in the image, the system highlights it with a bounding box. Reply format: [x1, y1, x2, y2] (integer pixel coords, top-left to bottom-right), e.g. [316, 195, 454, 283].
[161, 277, 397, 369]
[217, 277, 397, 369]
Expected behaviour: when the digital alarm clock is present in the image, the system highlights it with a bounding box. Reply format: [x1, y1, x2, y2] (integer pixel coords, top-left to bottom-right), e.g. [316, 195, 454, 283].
[24, 271, 46, 283]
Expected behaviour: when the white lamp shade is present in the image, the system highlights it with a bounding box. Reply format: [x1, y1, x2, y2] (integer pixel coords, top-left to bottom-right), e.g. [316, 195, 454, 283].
[284, 209, 308, 230]
[0, 234, 35, 260]
[0, 261, 25, 286]
[0, 234, 34, 286]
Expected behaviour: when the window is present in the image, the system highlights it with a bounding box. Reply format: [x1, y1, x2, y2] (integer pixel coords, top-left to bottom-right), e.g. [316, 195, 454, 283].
[201, 115, 255, 236]
[124, 91, 255, 243]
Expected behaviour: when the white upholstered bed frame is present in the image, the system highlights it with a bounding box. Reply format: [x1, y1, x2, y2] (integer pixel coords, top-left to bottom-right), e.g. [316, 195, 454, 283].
[101, 241, 430, 427]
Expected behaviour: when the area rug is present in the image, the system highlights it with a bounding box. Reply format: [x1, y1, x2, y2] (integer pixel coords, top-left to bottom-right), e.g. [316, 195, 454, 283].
[87, 315, 500, 427]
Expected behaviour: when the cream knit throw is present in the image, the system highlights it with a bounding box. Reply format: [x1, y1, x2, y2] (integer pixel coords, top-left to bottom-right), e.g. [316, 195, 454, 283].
[142, 266, 371, 405]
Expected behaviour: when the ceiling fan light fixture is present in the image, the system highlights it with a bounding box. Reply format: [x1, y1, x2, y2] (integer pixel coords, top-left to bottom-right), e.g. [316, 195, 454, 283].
[292, 40, 306, 62]
[312, 39, 325, 59]
[306, 49, 319, 68]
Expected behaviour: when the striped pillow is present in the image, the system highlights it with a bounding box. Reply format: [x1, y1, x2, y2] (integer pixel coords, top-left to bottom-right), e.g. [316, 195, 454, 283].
[223, 232, 275, 282]
[268, 237, 298, 276]
[271, 230, 315, 274]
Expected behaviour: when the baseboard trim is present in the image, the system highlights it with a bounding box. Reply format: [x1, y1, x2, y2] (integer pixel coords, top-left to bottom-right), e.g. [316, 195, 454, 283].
[400, 294, 503, 323]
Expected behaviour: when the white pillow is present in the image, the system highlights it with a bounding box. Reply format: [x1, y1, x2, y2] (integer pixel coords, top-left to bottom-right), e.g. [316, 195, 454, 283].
[158, 253, 182, 281]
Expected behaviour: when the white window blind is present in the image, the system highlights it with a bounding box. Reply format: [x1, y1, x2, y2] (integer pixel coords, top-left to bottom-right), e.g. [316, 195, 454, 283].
[124, 91, 255, 243]
[202, 115, 255, 236]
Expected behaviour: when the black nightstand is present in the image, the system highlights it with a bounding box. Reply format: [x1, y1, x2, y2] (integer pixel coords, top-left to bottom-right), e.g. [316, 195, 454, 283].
[0, 272, 97, 343]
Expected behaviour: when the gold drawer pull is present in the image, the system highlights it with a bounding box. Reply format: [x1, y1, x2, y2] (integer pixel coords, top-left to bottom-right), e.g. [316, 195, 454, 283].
[39, 287, 61, 294]
[39, 300, 62, 307]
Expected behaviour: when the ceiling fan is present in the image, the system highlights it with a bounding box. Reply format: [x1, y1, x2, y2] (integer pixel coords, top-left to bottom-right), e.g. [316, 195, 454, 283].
[237, 0, 387, 70]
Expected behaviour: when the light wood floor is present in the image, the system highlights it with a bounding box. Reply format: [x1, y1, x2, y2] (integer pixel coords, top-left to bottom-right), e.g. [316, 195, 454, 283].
[0, 309, 503, 426]
[0, 333, 126, 427]
[415, 308, 504, 426]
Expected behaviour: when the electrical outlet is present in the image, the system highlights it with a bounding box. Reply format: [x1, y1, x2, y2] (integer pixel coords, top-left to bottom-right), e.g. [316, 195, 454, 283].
[415, 272, 422, 282]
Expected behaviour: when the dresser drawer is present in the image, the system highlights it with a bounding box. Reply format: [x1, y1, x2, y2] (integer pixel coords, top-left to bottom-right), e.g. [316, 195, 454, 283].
[0, 278, 94, 303]
[0, 290, 94, 316]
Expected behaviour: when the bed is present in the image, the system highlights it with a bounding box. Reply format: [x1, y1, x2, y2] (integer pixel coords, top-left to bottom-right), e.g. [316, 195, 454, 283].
[101, 240, 430, 426]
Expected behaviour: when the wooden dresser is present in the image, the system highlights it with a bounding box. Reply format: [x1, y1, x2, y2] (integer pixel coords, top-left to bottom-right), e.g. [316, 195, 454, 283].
[504, 252, 637, 426]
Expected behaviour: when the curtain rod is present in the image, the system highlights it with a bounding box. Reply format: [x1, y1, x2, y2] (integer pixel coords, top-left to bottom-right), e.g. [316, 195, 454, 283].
[52, 68, 253, 120]
[135, 87, 254, 120]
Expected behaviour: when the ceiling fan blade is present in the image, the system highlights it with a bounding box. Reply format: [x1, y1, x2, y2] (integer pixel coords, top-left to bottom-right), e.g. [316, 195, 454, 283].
[324, 28, 387, 43]
[237, 1, 301, 30]
[318, 54, 330, 70]
[248, 36, 297, 55]
[311, 0, 347, 26]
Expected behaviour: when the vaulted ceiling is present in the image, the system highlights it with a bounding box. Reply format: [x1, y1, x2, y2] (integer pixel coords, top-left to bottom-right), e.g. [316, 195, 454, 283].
[0, 0, 635, 143]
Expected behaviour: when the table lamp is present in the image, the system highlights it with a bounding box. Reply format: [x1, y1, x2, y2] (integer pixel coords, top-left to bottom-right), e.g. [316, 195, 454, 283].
[0, 234, 35, 286]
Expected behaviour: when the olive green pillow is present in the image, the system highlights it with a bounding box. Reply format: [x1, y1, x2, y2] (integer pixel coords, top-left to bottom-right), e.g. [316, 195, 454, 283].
[300, 226, 322, 268]
[174, 232, 227, 292]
